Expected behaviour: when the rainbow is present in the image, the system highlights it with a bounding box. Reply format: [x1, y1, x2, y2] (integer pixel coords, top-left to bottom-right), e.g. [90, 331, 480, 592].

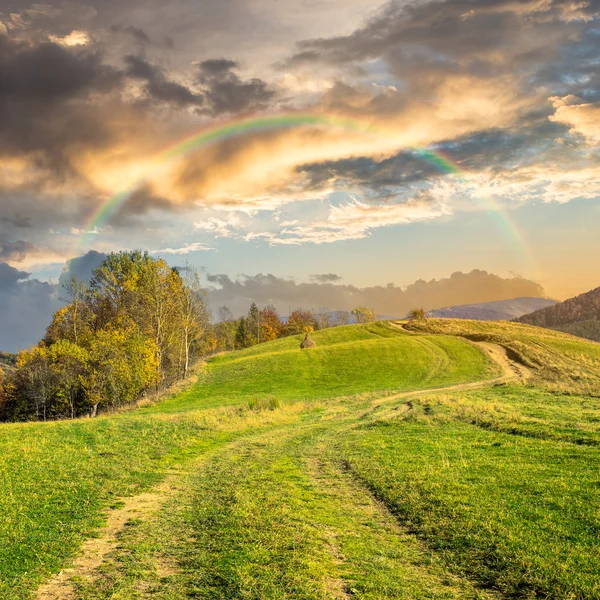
[78, 111, 537, 276]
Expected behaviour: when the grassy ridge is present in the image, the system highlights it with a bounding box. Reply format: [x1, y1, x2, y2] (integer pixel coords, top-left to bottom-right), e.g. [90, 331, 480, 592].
[3, 320, 600, 599]
[152, 322, 497, 413]
[402, 318, 600, 395]
[0, 322, 492, 599]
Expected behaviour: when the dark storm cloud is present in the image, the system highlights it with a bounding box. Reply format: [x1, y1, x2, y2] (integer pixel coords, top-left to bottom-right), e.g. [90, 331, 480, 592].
[0, 262, 60, 353]
[0, 238, 38, 262]
[0, 262, 29, 287]
[0, 35, 122, 171]
[298, 151, 443, 195]
[289, 0, 598, 71]
[124, 54, 204, 106]
[206, 269, 546, 317]
[111, 24, 152, 45]
[1, 215, 32, 228]
[58, 250, 107, 287]
[196, 58, 275, 115]
[0, 251, 107, 352]
[296, 109, 592, 196]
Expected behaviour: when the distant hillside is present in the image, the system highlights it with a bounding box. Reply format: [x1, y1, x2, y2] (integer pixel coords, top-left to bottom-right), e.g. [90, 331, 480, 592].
[427, 297, 557, 321]
[516, 286, 600, 342]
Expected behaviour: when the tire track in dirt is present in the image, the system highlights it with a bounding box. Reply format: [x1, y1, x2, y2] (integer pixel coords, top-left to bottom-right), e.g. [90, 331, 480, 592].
[35, 332, 529, 599]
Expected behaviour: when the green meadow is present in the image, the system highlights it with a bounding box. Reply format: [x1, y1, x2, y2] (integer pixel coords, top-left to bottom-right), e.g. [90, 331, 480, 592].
[2, 321, 600, 599]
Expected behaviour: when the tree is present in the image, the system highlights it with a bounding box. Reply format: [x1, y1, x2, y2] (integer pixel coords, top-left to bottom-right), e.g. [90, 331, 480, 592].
[351, 307, 376, 323]
[217, 305, 234, 323]
[176, 265, 210, 378]
[48, 340, 89, 419]
[246, 302, 260, 346]
[259, 305, 282, 342]
[284, 309, 318, 336]
[332, 310, 350, 326]
[83, 327, 158, 416]
[8, 251, 217, 421]
[408, 308, 426, 321]
[14, 345, 55, 421]
[235, 317, 249, 348]
[316, 307, 332, 330]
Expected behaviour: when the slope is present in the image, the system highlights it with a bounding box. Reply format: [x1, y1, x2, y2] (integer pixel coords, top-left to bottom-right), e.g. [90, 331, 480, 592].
[516, 285, 600, 341]
[1, 321, 600, 599]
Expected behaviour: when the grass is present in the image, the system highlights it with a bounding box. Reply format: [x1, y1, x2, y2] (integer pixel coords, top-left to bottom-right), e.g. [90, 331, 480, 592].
[2, 319, 600, 599]
[402, 318, 600, 395]
[151, 322, 497, 413]
[338, 386, 600, 599]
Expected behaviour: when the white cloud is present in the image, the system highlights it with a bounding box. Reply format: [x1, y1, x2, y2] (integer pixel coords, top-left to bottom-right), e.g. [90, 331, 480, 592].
[549, 96, 600, 144]
[150, 241, 214, 255]
[49, 30, 90, 46]
[246, 193, 451, 245]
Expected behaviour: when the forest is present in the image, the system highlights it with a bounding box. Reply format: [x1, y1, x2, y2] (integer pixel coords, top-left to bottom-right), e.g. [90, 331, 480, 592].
[516, 286, 600, 342]
[0, 251, 375, 421]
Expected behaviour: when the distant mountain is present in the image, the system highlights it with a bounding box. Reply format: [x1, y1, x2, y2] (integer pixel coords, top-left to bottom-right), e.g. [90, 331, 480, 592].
[427, 297, 558, 321]
[516, 287, 600, 342]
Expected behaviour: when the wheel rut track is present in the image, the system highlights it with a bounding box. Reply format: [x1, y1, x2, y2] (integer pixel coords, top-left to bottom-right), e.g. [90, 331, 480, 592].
[35, 332, 526, 599]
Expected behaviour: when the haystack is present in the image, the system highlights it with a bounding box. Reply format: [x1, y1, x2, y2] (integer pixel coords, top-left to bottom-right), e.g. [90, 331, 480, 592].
[300, 332, 316, 349]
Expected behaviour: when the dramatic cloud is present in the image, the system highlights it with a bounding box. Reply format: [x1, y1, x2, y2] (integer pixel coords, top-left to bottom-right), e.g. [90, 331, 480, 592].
[58, 251, 107, 287]
[124, 54, 204, 107]
[0, 0, 598, 299]
[550, 96, 600, 144]
[0, 262, 60, 353]
[0, 238, 37, 262]
[196, 58, 275, 115]
[0, 251, 107, 352]
[206, 269, 546, 317]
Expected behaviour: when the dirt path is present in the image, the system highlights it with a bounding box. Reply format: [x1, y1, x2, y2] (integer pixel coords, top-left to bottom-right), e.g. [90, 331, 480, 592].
[36, 471, 187, 600]
[366, 341, 531, 414]
[35, 338, 529, 599]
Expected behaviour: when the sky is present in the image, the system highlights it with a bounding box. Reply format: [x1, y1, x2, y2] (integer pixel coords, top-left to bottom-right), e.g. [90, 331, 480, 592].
[1, 0, 599, 350]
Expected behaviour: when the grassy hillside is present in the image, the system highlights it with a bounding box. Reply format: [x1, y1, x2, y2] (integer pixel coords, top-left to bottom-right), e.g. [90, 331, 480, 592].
[153, 322, 497, 413]
[2, 320, 600, 599]
[402, 317, 600, 395]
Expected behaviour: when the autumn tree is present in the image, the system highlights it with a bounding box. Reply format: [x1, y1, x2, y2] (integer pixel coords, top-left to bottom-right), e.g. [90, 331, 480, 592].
[259, 305, 283, 342]
[284, 309, 318, 336]
[8, 251, 214, 421]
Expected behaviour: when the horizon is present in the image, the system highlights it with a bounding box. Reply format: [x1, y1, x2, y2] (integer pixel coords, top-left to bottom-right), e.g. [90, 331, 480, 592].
[1, 0, 599, 350]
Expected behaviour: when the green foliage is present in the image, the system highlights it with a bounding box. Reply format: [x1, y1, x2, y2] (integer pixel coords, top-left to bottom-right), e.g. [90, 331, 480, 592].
[553, 318, 600, 342]
[351, 306, 376, 323]
[516, 285, 600, 329]
[407, 307, 426, 321]
[4, 251, 211, 421]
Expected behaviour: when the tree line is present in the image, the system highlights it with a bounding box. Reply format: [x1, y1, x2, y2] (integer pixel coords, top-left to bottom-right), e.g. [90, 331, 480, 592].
[0, 250, 377, 422]
[0, 251, 212, 421]
[213, 305, 376, 352]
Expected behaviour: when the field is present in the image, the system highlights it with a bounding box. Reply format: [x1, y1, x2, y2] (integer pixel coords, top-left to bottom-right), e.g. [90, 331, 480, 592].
[1, 321, 600, 599]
